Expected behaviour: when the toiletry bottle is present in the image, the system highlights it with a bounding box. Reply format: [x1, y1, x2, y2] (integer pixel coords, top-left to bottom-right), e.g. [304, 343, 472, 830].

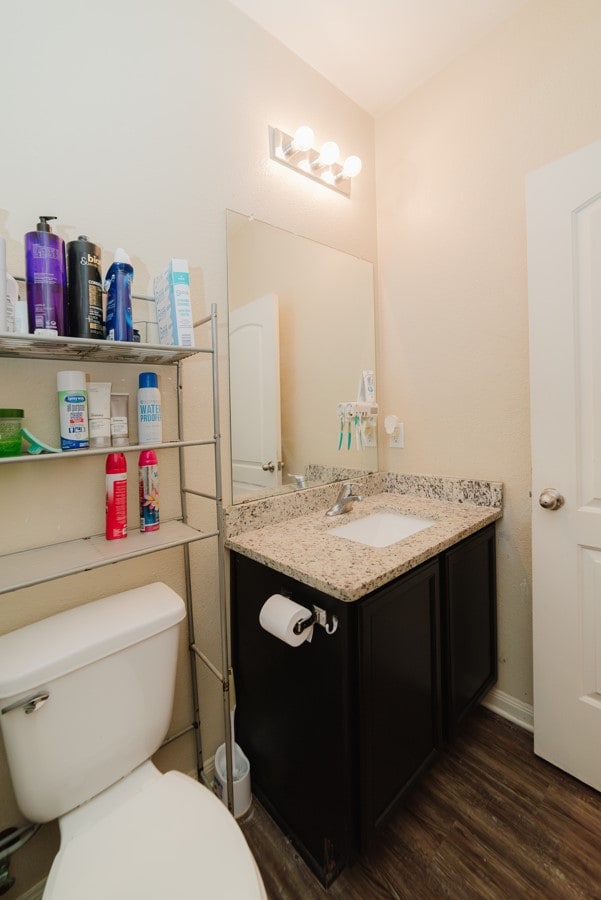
[138, 449, 159, 532]
[57, 370, 89, 450]
[13, 293, 29, 334]
[25, 216, 68, 336]
[87, 382, 112, 448]
[106, 452, 127, 540]
[104, 248, 133, 341]
[0, 236, 6, 332]
[137, 372, 162, 444]
[110, 392, 130, 446]
[5, 275, 18, 333]
[68, 235, 103, 339]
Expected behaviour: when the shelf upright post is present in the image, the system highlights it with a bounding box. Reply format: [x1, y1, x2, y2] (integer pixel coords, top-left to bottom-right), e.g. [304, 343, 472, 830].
[180, 304, 233, 810]
[209, 304, 235, 812]
[177, 352, 204, 779]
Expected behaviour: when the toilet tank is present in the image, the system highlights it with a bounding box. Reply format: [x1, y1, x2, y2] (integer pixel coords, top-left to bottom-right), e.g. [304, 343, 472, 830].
[0, 583, 185, 823]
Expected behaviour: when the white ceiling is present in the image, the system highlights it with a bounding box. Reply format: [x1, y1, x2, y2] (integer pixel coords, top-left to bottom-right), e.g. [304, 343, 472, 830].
[229, 0, 530, 117]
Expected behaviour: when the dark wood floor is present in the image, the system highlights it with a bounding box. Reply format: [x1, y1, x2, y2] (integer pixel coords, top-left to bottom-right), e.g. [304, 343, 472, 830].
[239, 707, 601, 899]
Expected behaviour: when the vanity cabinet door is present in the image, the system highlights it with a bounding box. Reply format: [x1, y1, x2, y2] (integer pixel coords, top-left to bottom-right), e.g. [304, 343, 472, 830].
[358, 559, 442, 847]
[442, 524, 497, 741]
[231, 553, 355, 887]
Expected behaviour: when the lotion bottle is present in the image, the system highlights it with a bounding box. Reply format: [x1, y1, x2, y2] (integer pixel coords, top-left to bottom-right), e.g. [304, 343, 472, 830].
[25, 216, 68, 335]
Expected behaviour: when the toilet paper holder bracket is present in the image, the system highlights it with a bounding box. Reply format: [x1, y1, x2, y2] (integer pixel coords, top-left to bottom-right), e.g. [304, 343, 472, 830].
[293, 604, 338, 636]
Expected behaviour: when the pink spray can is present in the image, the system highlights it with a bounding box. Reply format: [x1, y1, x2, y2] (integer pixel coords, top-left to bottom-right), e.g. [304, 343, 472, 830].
[139, 449, 160, 532]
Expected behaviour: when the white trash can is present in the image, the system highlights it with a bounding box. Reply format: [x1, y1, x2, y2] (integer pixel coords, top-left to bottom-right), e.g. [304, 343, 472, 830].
[213, 742, 252, 818]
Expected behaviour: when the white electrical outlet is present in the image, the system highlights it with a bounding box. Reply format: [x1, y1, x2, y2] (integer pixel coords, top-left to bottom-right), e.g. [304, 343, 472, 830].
[390, 422, 404, 448]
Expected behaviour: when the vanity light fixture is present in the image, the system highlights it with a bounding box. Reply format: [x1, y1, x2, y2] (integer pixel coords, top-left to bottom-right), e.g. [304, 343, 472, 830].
[269, 125, 362, 197]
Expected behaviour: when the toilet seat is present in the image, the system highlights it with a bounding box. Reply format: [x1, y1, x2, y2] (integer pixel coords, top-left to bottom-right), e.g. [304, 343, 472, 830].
[43, 766, 266, 899]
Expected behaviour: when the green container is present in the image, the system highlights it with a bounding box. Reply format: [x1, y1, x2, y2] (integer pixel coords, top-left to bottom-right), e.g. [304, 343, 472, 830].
[0, 409, 24, 457]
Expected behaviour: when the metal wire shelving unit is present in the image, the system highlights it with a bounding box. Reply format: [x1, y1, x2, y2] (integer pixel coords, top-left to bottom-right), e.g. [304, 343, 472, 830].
[0, 303, 235, 810]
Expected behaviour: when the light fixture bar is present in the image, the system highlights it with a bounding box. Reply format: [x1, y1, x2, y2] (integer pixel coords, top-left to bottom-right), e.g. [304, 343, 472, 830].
[269, 126, 360, 198]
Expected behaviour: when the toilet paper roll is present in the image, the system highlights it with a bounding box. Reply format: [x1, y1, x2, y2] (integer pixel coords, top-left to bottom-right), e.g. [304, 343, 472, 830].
[259, 594, 314, 647]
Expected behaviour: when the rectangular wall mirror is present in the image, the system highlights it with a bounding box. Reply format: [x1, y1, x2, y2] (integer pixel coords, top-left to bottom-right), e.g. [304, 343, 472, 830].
[227, 210, 377, 502]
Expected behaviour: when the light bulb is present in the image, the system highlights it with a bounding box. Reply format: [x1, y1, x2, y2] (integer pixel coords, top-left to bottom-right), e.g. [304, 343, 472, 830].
[292, 125, 314, 152]
[283, 125, 315, 155]
[316, 141, 339, 167]
[341, 155, 362, 178]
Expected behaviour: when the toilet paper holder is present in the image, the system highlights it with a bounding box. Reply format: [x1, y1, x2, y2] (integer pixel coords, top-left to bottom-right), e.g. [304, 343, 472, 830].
[292, 604, 338, 637]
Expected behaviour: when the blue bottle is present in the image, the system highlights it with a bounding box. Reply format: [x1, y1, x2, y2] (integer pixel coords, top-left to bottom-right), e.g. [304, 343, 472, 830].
[104, 248, 133, 341]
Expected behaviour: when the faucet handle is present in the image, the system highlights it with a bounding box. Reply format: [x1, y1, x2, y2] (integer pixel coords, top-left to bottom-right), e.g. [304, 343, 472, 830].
[338, 481, 361, 500]
[327, 481, 362, 516]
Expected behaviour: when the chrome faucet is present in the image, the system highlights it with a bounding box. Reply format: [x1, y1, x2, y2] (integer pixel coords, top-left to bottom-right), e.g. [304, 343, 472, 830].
[326, 482, 362, 517]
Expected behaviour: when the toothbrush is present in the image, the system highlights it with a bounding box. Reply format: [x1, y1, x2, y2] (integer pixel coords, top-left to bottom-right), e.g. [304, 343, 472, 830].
[354, 414, 362, 450]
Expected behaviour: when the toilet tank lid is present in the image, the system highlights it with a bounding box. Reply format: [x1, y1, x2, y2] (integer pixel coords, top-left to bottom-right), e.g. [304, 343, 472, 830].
[0, 583, 186, 699]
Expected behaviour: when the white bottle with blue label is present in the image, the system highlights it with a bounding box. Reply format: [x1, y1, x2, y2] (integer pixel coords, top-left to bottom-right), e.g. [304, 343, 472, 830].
[57, 370, 89, 450]
[137, 372, 162, 445]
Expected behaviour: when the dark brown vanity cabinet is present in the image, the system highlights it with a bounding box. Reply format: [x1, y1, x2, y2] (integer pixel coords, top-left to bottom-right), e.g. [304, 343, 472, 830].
[357, 561, 441, 845]
[441, 524, 497, 740]
[231, 523, 496, 885]
[231, 554, 443, 883]
[231, 554, 356, 885]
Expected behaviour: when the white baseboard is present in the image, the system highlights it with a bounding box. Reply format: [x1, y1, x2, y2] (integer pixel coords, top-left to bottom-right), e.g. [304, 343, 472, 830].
[482, 687, 534, 733]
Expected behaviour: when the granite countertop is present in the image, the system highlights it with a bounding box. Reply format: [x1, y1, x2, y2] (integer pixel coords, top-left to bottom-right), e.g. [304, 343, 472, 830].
[225, 490, 502, 602]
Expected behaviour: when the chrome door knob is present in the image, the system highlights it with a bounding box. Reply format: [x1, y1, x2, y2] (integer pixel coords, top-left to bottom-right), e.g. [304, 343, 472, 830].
[261, 461, 275, 472]
[539, 488, 564, 510]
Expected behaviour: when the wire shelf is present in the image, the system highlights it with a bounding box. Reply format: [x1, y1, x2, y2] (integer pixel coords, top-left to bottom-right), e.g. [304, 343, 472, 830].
[0, 332, 206, 364]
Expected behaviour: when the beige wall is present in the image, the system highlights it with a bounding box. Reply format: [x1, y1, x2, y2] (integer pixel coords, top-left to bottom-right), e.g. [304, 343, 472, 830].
[0, 1, 376, 894]
[376, 0, 601, 707]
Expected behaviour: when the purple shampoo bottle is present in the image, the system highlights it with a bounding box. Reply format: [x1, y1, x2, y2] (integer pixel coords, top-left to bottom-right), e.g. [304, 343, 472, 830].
[25, 215, 68, 336]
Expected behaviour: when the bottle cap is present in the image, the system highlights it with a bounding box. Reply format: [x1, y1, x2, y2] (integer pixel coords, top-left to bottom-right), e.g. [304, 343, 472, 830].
[139, 372, 158, 389]
[139, 449, 158, 466]
[57, 371, 86, 392]
[113, 247, 131, 265]
[106, 452, 127, 474]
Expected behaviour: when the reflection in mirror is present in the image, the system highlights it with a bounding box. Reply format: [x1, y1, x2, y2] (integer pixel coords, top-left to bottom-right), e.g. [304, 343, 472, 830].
[227, 210, 377, 503]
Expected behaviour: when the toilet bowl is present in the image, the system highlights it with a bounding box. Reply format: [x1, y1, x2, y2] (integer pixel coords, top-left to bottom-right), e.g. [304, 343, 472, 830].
[0, 583, 266, 899]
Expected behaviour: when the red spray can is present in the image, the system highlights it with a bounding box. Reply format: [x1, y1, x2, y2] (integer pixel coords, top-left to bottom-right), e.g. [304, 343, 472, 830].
[106, 453, 127, 540]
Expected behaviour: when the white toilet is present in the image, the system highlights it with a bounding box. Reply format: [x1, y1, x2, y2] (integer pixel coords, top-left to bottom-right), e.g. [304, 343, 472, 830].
[0, 583, 267, 899]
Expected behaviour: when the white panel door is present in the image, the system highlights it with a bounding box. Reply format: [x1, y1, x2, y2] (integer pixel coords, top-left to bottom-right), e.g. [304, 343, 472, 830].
[229, 293, 282, 497]
[527, 140, 601, 789]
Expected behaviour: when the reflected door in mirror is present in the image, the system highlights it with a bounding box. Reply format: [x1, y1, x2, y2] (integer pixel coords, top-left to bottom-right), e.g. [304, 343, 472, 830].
[230, 293, 282, 499]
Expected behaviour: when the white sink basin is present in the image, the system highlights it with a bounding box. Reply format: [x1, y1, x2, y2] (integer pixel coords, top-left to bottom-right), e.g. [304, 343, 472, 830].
[328, 511, 436, 548]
